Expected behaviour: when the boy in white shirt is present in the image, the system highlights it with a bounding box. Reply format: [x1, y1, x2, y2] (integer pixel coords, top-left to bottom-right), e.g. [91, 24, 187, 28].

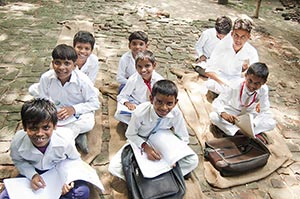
[38, 44, 100, 154]
[209, 62, 276, 141]
[194, 16, 232, 76]
[109, 80, 198, 180]
[114, 50, 163, 124]
[0, 98, 90, 199]
[205, 18, 259, 95]
[28, 31, 99, 97]
[116, 31, 149, 92]
[73, 31, 99, 84]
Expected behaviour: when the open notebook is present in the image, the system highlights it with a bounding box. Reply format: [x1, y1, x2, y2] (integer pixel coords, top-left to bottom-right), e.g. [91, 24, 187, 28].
[4, 159, 104, 199]
[129, 130, 195, 178]
[235, 114, 255, 139]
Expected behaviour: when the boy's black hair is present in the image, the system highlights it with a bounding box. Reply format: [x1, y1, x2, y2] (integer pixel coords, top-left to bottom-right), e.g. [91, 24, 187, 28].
[246, 62, 269, 82]
[21, 98, 58, 130]
[135, 50, 155, 65]
[128, 31, 148, 43]
[215, 16, 232, 35]
[73, 31, 95, 50]
[233, 18, 253, 33]
[52, 44, 78, 63]
[151, 80, 178, 99]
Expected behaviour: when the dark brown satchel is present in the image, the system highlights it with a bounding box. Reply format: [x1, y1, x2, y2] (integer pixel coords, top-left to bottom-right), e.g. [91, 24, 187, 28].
[204, 135, 270, 176]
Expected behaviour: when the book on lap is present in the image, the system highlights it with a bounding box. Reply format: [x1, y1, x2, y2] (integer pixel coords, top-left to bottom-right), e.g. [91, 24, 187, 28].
[4, 159, 104, 199]
[117, 102, 134, 115]
[57, 115, 78, 126]
[129, 130, 195, 178]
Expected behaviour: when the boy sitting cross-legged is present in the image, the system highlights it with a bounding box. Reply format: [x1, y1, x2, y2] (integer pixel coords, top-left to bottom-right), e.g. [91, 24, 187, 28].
[28, 31, 99, 98]
[204, 18, 259, 96]
[114, 50, 164, 124]
[116, 31, 149, 92]
[109, 79, 199, 181]
[209, 62, 276, 142]
[38, 44, 100, 154]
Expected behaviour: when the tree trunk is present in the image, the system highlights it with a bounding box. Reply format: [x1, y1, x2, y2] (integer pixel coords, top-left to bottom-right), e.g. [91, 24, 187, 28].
[253, 0, 262, 18]
[218, 0, 228, 5]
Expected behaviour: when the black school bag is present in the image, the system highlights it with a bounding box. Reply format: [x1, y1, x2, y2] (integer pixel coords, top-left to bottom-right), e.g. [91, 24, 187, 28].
[121, 144, 186, 199]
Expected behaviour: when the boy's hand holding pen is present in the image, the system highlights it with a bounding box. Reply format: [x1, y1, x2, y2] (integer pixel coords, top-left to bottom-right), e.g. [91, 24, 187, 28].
[61, 182, 74, 195]
[31, 174, 46, 191]
[141, 142, 161, 161]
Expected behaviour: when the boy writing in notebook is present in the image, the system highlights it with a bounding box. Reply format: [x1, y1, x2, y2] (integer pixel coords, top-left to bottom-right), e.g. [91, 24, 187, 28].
[0, 98, 90, 199]
[116, 31, 149, 92]
[38, 44, 100, 154]
[209, 62, 276, 141]
[114, 50, 164, 124]
[109, 80, 198, 180]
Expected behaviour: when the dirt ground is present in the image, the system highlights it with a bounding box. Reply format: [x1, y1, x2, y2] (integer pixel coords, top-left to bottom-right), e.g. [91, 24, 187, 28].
[135, 0, 300, 131]
[0, 0, 298, 198]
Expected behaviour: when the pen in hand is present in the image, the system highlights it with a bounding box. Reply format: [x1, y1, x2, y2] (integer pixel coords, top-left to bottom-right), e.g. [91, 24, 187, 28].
[61, 182, 74, 195]
[142, 142, 161, 161]
[31, 174, 46, 190]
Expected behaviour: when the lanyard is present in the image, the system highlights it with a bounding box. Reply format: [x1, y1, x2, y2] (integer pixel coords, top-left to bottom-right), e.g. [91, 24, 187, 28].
[143, 79, 152, 93]
[239, 81, 257, 107]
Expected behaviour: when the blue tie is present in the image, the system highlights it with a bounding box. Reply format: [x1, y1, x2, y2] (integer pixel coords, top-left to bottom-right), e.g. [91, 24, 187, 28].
[151, 117, 162, 134]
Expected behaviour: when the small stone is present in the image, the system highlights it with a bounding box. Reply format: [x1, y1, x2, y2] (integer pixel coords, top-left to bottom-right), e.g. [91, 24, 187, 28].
[270, 178, 286, 188]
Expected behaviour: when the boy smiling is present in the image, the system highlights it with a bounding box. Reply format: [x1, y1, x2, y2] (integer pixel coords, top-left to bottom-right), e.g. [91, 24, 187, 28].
[114, 50, 163, 124]
[109, 80, 198, 180]
[0, 99, 90, 199]
[38, 44, 100, 153]
[204, 18, 259, 95]
[116, 31, 149, 92]
[73, 31, 99, 84]
[209, 62, 276, 139]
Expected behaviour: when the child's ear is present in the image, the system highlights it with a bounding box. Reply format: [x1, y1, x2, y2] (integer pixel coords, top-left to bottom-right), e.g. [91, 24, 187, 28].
[175, 99, 178, 105]
[149, 95, 154, 103]
[262, 79, 267, 85]
[153, 62, 157, 68]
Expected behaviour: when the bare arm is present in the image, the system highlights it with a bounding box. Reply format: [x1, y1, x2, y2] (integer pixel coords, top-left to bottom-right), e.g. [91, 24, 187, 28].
[205, 71, 228, 86]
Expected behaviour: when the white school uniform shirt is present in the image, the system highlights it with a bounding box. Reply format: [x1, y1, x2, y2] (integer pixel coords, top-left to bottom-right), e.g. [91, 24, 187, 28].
[126, 102, 190, 148]
[117, 71, 164, 105]
[116, 51, 136, 85]
[212, 79, 272, 126]
[78, 53, 99, 84]
[205, 36, 259, 80]
[10, 129, 80, 180]
[195, 28, 220, 59]
[38, 69, 100, 115]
